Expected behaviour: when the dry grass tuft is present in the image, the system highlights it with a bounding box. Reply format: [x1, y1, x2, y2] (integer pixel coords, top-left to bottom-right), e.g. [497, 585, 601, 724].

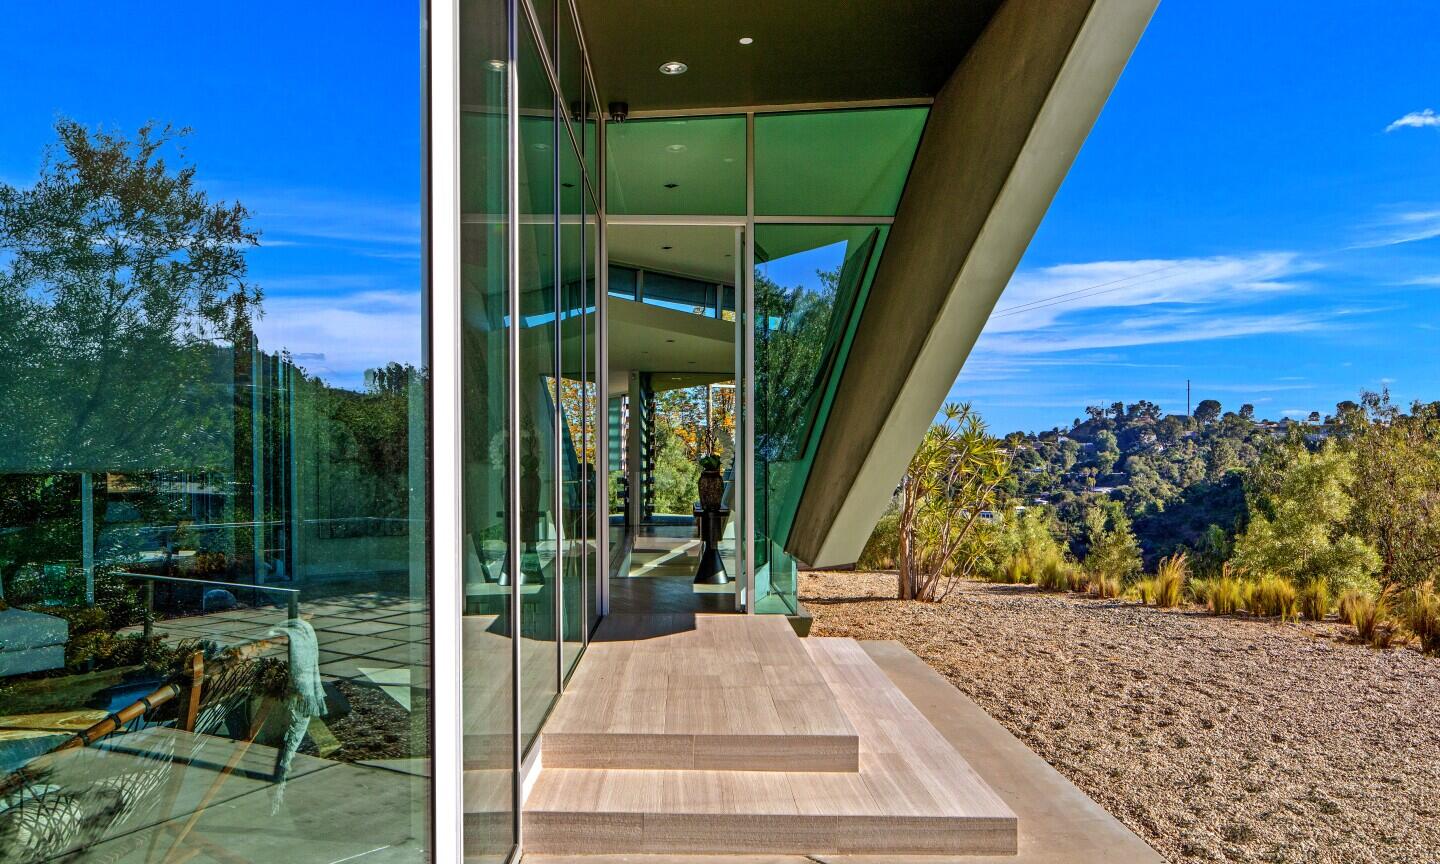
[1344, 588, 1403, 648]
[1400, 581, 1440, 655]
[1151, 552, 1188, 608]
[1245, 576, 1299, 621]
[1298, 579, 1331, 622]
[1089, 574, 1123, 599]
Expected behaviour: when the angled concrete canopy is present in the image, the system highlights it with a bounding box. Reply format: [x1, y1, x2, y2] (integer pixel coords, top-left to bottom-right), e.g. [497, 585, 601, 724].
[788, 0, 1158, 567]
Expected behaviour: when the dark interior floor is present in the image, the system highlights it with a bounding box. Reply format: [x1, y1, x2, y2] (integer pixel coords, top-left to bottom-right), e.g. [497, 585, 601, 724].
[608, 522, 737, 615]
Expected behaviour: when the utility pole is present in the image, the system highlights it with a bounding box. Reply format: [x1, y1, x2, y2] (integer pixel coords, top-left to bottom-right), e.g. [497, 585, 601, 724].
[1186, 379, 1192, 418]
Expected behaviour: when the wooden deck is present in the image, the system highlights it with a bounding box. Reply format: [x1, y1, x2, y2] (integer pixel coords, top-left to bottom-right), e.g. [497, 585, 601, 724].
[490, 613, 1018, 857]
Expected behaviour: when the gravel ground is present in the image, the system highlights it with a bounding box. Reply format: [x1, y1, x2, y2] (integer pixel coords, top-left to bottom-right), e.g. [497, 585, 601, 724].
[801, 571, 1440, 864]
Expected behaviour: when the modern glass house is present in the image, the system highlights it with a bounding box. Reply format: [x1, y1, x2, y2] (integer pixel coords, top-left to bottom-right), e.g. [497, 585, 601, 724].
[0, 0, 1154, 861]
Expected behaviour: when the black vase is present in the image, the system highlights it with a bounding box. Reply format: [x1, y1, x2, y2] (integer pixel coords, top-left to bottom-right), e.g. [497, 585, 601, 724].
[697, 468, 724, 512]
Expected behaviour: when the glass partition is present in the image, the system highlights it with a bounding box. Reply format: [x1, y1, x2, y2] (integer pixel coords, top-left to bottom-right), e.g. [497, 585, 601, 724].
[459, 0, 514, 857]
[755, 107, 928, 216]
[606, 115, 746, 215]
[559, 132, 586, 678]
[752, 225, 889, 614]
[516, 21, 560, 751]
[0, 3, 433, 862]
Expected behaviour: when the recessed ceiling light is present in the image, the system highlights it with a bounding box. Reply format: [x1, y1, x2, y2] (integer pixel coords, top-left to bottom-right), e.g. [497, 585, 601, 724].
[665, 143, 687, 153]
[722, 157, 735, 163]
[533, 142, 549, 151]
[561, 182, 575, 188]
[486, 59, 506, 71]
[661, 245, 673, 250]
[664, 182, 678, 189]
[659, 60, 688, 75]
[666, 339, 676, 343]
[738, 37, 754, 45]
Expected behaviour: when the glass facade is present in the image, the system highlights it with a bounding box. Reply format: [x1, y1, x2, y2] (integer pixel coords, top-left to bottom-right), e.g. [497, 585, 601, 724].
[0, 4, 431, 863]
[753, 226, 889, 613]
[459, 0, 602, 858]
[0, 3, 934, 859]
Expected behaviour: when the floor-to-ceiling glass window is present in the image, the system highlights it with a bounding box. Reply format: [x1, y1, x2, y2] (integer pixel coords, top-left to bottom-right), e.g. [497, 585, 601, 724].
[459, 1, 602, 843]
[0, 4, 432, 862]
[748, 107, 927, 614]
[459, 0, 515, 857]
[752, 225, 889, 614]
[515, 11, 560, 753]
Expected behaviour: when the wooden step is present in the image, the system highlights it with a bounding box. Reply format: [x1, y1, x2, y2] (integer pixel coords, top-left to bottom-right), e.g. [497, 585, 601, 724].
[506, 637, 1017, 856]
[540, 613, 859, 772]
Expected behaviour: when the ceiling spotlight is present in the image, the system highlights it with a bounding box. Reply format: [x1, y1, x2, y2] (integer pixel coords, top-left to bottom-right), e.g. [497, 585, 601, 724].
[659, 60, 688, 75]
[738, 36, 754, 45]
[486, 59, 506, 71]
[665, 143, 687, 153]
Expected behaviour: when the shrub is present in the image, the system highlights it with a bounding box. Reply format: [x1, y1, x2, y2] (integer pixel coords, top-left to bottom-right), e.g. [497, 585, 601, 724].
[1344, 588, 1402, 648]
[1036, 556, 1078, 592]
[1400, 581, 1440, 655]
[1135, 578, 1158, 605]
[1245, 576, 1299, 621]
[1298, 579, 1331, 622]
[1152, 552, 1188, 608]
[858, 507, 900, 570]
[1337, 588, 1369, 626]
[1091, 574, 1123, 599]
[1206, 574, 1244, 615]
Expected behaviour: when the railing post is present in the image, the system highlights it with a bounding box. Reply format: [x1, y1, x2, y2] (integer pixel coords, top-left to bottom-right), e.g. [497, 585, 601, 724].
[143, 579, 154, 639]
[287, 592, 299, 621]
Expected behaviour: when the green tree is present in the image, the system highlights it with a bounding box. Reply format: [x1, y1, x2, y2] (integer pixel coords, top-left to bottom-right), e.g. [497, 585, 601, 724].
[1232, 438, 1378, 594]
[1082, 503, 1142, 583]
[0, 119, 260, 472]
[896, 403, 1010, 601]
[1345, 390, 1440, 587]
[1194, 399, 1222, 424]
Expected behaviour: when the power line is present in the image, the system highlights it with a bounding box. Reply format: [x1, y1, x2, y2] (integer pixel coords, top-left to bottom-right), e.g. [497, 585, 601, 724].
[990, 267, 1188, 320]
[991, 262, 1182, 316]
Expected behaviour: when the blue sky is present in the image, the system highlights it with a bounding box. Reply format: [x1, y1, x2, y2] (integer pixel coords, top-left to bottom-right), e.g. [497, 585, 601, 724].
[0, 2, 424, 390]
[952, 0, 1440, 434]
[4, 3, 1438, 420]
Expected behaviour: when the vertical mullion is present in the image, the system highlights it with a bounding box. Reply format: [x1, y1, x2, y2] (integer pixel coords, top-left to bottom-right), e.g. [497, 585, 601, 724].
[552, 86, 565, 695]
[743, 112, 756, 613]
[596, 108, 609, 620]
[427, 0, 465, 859]
[505, 0, 524, 848]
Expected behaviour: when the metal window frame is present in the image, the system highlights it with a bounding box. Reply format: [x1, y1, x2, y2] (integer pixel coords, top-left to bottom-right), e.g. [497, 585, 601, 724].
[426, 0, 470, 861]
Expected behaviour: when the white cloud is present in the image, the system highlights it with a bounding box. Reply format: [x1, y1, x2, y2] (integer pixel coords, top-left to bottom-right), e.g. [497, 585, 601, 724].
[1386, 108, 1440, 132]
[251, 288, 421, 388]
[970, 252, 1327, 358]
[983, 252, 1310, 335]
[1356, 209, 1440, 247]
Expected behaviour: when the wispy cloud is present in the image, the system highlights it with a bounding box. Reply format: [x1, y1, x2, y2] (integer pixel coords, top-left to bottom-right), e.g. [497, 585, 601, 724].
[1386, 108, 1440, 132]
[1355, 209, 1440, 247]
[251, 288, 421, 388]
[209, 184, 422, 254]
[972, 252, 1326, 358]
[983, 253, 1310, 334]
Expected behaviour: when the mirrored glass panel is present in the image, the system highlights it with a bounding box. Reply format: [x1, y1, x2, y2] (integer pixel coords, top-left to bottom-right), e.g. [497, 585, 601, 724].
[0, 4, 431, 862]
[606, 116, 746, 215]
[516, 22, 560, 751]
[752, 225, 889, 613]
[755, 107, 928, 216]
[459, 0, 515, 857]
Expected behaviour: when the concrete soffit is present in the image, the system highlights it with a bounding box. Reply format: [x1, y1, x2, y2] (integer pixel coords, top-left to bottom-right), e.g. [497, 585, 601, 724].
[798, 0, 1160, 568]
